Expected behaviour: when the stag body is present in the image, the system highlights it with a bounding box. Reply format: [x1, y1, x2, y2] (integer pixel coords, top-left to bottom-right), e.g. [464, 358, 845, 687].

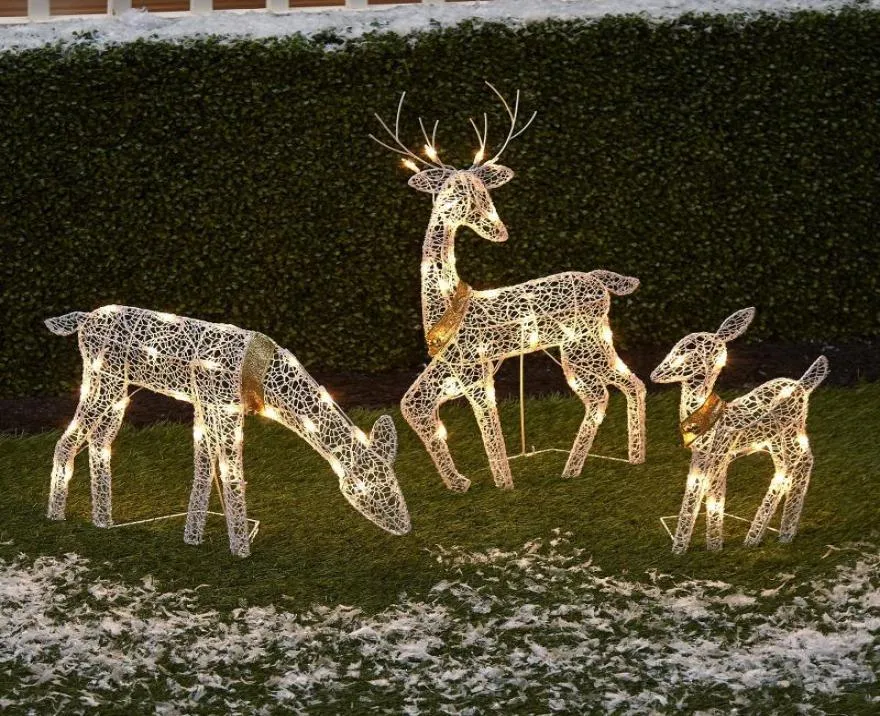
[46, 306, 410, 557]
[651, 308, 828, 554]
[373, 89, 645, 491]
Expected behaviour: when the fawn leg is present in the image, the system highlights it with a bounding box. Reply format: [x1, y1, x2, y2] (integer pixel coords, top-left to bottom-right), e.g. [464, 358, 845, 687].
[744, 443, 792, 546]
[560, 350, 609, 478]
[184, 406, 217, 546]
[463, 376, 513, 490]
[672, 452, 713, 554]
[704, 456, 732, 552]
[778, 439, 813, 543]
[401, 361, 470, 492]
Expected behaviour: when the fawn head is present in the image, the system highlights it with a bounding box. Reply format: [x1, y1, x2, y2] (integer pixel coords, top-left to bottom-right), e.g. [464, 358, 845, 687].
[371, 83, 535, 243]
[651, 308, 755, 386]
[340, 414, 411, 536]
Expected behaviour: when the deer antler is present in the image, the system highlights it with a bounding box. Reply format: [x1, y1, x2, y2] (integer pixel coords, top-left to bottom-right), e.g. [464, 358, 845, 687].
[475, 82, 536, 167]
[369, 92, 447, 171]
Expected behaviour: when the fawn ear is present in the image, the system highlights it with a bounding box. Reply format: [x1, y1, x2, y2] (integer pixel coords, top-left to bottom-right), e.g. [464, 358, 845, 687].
[716, 307, 755, 342]
[408, 168, 454, 194]
[472, 163, 514, 189]
[370, 414, 398, 463]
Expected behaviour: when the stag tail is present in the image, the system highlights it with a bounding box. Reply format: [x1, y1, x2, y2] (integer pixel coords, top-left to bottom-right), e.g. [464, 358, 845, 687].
[45, 311, 89, 336]
[800, 356, 830, 393]
[592, 270, 640, 296]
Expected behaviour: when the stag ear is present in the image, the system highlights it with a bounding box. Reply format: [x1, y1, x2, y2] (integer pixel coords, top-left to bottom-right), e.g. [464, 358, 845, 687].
[370, 414, 398, 463]
[472, 163, 514, 189]
[408, 168, 455, 194]
[716, 307, 755, 342]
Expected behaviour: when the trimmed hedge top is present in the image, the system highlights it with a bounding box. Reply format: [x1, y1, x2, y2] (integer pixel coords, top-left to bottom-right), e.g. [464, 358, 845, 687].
[1, 10, 878, 398]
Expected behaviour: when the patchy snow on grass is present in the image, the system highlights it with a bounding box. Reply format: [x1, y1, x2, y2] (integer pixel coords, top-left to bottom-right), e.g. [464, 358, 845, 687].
[1, 533, 878, 714]
[0, 1, 877, 53]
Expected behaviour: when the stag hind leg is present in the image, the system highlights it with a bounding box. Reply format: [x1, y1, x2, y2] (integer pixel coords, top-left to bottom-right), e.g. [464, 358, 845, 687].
[401, 360, 471, 492]
[559, 348, 609, 478]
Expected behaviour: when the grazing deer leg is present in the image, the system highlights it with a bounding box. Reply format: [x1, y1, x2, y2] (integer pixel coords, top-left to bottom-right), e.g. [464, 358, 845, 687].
[216, 412, 250, 558]
[86, 380, 127, 528]
[560, 349, 609, 478]
[673, 451, 716, 554]
[401, 361, 471, 492]
[184, 405, 216, 546]
[462, 373, 512, 490]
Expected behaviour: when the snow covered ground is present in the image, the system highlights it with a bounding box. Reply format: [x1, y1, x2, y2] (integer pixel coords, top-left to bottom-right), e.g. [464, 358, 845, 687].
[1, 532, 877, 714]
[0, 1, 877, 53]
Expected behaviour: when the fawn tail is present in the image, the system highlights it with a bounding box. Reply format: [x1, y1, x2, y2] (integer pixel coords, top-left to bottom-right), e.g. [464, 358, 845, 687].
[800, 356, 830, 393]
[45, 311, 89, 336]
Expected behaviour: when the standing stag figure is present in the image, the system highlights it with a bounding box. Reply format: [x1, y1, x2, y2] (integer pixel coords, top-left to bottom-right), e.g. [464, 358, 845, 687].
[651, 307, 828, 554]
[372, 87, 646, 491]
[46, 305, 410, 557]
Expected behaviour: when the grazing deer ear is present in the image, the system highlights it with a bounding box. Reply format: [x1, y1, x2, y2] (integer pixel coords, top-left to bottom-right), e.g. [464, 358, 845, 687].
[408, 168, 454, 194]
[370, 414, 398, 463]
[472, 163, 514, 189]
[716, 307, 755, 342]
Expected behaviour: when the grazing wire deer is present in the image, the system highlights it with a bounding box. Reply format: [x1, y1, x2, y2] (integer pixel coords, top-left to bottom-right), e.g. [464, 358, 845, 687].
[45, 305, 411, 557]
[651, 307, 828, 554]
[371, 87, 646, 491]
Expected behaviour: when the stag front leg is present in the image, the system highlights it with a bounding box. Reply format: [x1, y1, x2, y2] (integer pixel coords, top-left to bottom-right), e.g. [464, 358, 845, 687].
[401, 361, 471, 492]
[610, 359, 646, 464]
[559, 355, 609, 478]
[463, 376, 513, 490]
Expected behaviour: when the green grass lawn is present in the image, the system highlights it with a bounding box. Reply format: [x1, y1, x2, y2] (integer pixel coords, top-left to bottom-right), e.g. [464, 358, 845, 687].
[1, 384, 877, 614]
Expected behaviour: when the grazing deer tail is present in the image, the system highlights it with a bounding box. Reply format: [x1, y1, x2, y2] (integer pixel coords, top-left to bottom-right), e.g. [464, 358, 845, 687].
[592, 270, 640, 296]
[800, 356, 829, 393]
[45, 311, 89, 336]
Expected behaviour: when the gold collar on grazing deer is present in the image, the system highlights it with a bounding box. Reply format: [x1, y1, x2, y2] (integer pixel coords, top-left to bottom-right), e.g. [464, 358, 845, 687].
[369, 82, 536, 183]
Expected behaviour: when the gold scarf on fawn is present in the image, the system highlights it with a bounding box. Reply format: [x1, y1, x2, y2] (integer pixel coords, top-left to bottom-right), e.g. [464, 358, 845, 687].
[240, 332, 277, 414]
[680, 392, 726, 448]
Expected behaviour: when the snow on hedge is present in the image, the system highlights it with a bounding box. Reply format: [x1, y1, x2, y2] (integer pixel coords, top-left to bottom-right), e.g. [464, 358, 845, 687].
[1, 533, 878, 714]
[0, 0, 877, 53]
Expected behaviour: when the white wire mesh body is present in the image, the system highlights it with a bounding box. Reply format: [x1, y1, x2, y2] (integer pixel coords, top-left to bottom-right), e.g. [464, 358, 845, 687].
[45, 305, 410, 557]
[651, 308, 829, 554]
[398, 167, 646, 491]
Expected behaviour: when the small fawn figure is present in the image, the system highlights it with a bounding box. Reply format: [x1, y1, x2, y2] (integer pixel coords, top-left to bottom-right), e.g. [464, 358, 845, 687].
[372, 86, 645, 491]
[46, 306, 410, 557]
[651, 307, 828, 554]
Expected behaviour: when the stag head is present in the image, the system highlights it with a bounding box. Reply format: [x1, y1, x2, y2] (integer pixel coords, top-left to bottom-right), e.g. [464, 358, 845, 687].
[370, 83, 535, 242]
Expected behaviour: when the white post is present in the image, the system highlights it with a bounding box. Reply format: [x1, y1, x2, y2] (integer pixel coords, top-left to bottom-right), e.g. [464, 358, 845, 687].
[109, 0, 132, 15]
[28, 0, 50, 21]
[191, 0, 213, 15]
[345, 0, 368, 9]
[266, 0, 288, 12]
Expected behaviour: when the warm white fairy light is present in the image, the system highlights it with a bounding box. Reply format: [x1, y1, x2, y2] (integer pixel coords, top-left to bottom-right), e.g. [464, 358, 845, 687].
[372, 85, 646, 492]
[44, 306, 411, 557]
[651, 307, 829, 554]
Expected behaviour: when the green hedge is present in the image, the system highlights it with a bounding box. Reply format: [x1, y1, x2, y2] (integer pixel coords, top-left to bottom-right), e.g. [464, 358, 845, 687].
[1, 10, 878, 398]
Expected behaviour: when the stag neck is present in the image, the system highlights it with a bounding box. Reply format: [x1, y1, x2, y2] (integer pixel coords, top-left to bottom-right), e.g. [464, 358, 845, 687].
[421, 217, 462, 336]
